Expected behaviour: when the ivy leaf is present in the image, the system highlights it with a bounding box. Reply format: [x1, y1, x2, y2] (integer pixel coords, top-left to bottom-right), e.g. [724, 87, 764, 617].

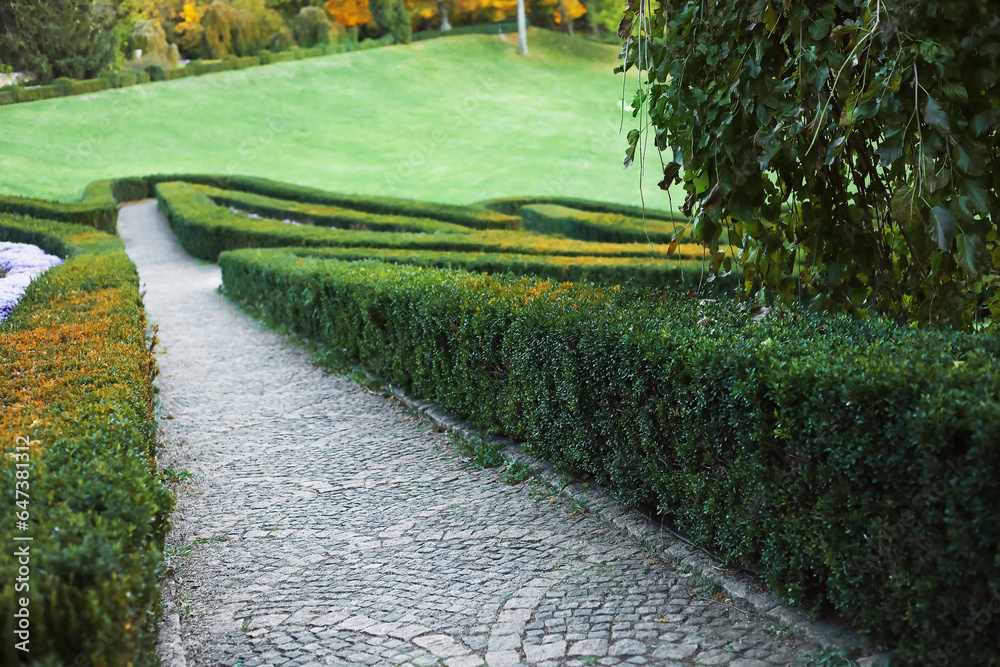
[839, 93, 859, 126]
[891, 187, 923, 227]
[956, 232, 989, 276]
[923, 96, 951, 134]
[825, 135, 846, 165]
[618, 14, 636, 40]
[624, 129, 639, 170]
[955, 141, 987, 176]
[658, 161, 681, 190]
[808, 19, 829, 40]
[929, 204, 958, 251]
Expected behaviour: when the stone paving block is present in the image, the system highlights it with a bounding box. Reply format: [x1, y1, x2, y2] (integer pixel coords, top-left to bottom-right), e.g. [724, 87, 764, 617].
[523, 640, 566, 662]
[567, 638, 608, 656]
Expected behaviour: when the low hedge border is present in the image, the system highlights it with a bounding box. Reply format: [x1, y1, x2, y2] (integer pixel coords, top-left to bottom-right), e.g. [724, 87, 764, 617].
[0, 34, 396, 108]
[192, 183, 473, 234]
[475, 195, 688, 223]
[220, 249, 1000, 666]
[0, 213, 173, 665]
[155, 181, 709, 262]
[284, 246, 715, 287]
[521, 203, 682, 245]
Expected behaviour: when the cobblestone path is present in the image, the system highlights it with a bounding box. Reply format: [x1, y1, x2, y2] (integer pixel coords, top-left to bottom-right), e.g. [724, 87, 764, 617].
[119, 202, 823, 667]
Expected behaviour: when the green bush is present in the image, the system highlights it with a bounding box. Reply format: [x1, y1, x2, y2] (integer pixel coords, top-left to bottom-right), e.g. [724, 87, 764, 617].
[475, 194, 687, 222]
[12, 84, 60, 103]
[268, 27, 298, 52]
[180, 174, 521, 229]
[521, 203, 682, 245]
[145, 63, 166, 82]
[0, 86, 18, 105]
[220, 249, 1000, 665]
[284, 245, 711, 287]
[0, 213, 173, 666]
[369, 0, 412, 44]
[193, 183, 477, 233]
[0, 180, 118, 232]
[292, 6, 336, 48]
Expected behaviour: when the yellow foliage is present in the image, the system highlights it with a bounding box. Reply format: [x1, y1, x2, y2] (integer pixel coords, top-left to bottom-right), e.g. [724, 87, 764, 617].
[179, 0, 202, 23]
[326, 0, 372, 26]
[554, 0, 586, 23]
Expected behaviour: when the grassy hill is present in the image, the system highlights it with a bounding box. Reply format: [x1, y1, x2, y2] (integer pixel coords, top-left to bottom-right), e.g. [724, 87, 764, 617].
[0, 29, 683, 211]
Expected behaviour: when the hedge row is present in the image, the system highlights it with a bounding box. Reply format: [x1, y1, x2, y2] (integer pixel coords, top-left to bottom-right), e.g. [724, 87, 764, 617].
[412, 20, 526, 41]
[0, 71, 151, 106]
[0, 35, 396, 107]
[192, 183, 473, 234]
[156, 181, 707, 261]
[219, 250, 1000, 665]
[521, 203, 682, 245]
[0, 214, 173, 665]
[476, 195, 687, 223]
[180, 175, 522, 230]
[284, 246, 712, 287]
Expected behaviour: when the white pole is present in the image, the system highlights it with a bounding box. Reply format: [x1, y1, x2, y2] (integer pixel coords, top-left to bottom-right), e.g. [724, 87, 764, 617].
[516, 0, 529, 55]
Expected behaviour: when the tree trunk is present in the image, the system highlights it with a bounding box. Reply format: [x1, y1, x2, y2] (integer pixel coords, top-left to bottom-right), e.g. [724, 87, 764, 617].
[557, 0, 573, 36]
[437, 0, 451, 31]
[516, 0, 528, 55]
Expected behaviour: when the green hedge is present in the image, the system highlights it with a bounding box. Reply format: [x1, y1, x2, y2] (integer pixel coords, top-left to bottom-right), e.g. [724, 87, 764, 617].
[0, 214, 173, 666]
[521, 203, 682, 245]
[475, 195, 687, 222]
[193, 183, 473, 234]
[0, 180, 119, 233]
[412, 20, 526, 41]
[155, 180, 698, 261]
[284, 245, 711, 287]
[189, 174, 522, 230]
[220, 250, 1000, 665]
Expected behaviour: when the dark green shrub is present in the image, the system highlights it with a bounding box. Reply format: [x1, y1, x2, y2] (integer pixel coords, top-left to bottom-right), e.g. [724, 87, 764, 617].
[145, 63, 166, 81]
[220, 249, 1000, 665]
[284, 245, 717, 287]
[369, 0, 411, 44]
[0, 213, 173, 666]
[50, 76, 74, 95]
[0, 0, 118, 82]
[269, 27, 298, 52]
[476, 194, 685, 222]
[292, 6, 336, 47]
[521, 203, 682, 244]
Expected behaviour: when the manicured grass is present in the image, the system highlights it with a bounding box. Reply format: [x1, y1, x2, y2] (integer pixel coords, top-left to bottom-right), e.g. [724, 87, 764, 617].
[0, 29, 682, 210]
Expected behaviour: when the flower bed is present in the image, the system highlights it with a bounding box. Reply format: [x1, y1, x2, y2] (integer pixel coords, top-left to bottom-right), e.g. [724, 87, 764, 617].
[0, 242, 64, 321]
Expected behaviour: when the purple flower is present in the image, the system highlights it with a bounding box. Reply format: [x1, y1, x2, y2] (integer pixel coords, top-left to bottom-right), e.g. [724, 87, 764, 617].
[0, 242, 63, 323]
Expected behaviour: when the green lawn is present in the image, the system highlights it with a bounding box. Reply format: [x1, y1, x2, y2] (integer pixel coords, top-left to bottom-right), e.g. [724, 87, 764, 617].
[0, 29, 683, 211]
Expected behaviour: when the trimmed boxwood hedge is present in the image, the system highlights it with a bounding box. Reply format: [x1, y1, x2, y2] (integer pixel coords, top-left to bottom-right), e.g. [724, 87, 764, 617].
[284, 246, 712, 287]
[155, 180, 709, 261]
[475, 195, 687, 222]
[521, 203, 682, 245]
[192, 183, 473, 234]
[0, 213, 173, 666]
[220, 249, 1000, 666]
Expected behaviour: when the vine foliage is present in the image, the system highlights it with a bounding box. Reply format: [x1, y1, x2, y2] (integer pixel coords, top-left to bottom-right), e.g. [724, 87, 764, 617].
[621, 0, 999, 328]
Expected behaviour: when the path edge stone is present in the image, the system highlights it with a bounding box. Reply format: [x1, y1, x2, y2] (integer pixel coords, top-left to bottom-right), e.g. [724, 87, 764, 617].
[378, 378, 894, 667]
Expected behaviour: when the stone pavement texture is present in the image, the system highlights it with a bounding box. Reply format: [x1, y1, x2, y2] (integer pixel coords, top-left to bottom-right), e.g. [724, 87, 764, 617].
[119, 201, 827, 667]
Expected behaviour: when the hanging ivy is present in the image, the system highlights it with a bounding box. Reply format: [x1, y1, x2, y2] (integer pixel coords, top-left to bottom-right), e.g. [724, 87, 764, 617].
[621, 0, 999, 329]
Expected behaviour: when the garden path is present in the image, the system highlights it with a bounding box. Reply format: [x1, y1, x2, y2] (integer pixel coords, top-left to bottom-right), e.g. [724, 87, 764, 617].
[119, 201, 823, 667]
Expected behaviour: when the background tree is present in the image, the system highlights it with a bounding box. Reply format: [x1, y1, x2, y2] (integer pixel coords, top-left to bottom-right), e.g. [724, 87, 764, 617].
[0, 0, 121, 82]
[368, 0, 411, 42]
[623, 0, 999, 329]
